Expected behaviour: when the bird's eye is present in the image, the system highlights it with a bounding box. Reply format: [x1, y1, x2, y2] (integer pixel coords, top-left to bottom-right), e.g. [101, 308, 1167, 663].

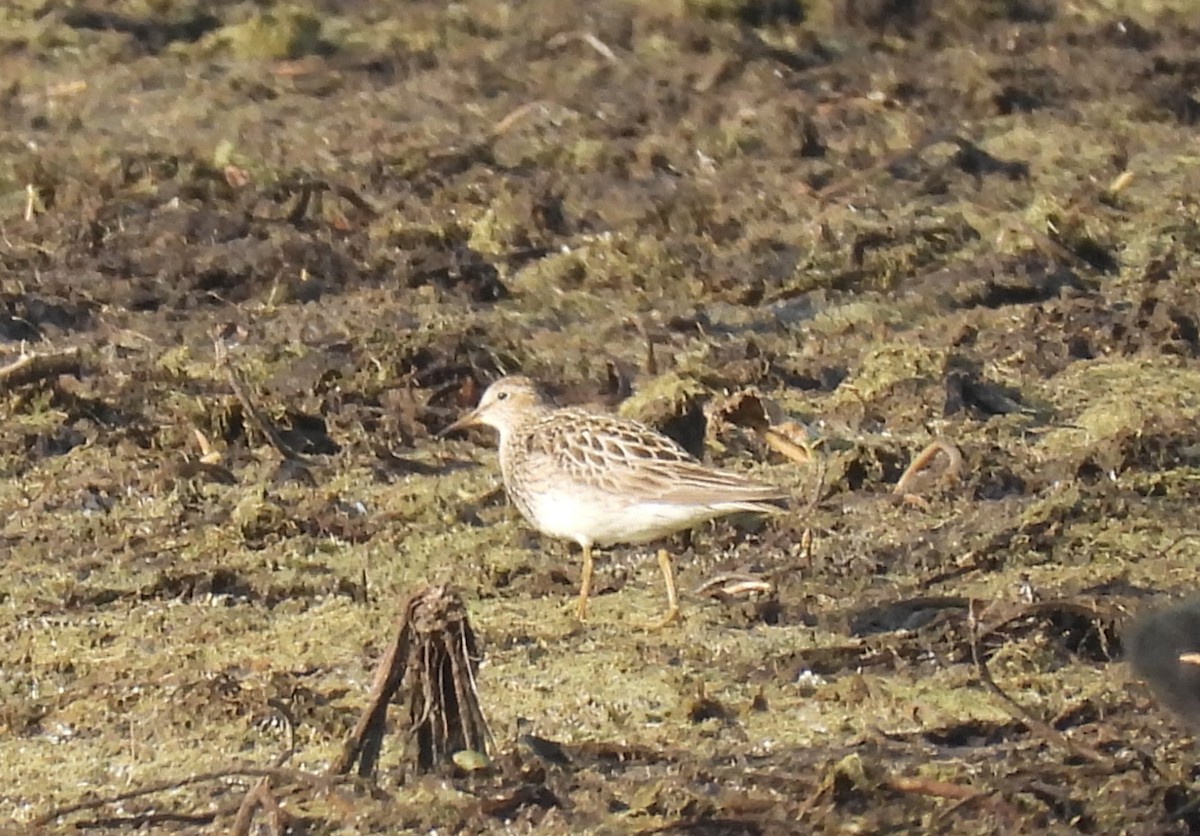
[496, 392, 509, 401]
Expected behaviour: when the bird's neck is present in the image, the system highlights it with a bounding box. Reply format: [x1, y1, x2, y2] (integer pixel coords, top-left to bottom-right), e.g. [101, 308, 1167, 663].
[496, 407, 550, 475]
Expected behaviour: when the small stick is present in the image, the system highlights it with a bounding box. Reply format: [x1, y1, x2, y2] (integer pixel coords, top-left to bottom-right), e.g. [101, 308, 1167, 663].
[329, 609, 413, 777]
[895, 438, 964, 498]
[489, 100, 546, 138]
[761, 425, 812, 465]
[883, 774, 982, 801]
[32, 766, 333, 827]
[0, 347, 81, 389]
[804, 455, 827, 514]
[799, 527, 814, 563]
[579, 33, 621, 65]
[213, 333, 309, 461]
[895, 776, 1025, 827]
[693, 573, 773, 599]
[231, 778, 270, 836]
[1105, 170, 1134, 196]
[547, 31, 622, 66]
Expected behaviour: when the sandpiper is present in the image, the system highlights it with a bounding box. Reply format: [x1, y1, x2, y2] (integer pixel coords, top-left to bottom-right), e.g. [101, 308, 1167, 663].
[442, 375, 788, 625]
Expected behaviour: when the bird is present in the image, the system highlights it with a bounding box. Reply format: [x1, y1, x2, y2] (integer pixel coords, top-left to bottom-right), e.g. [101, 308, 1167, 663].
[1125, 596, 1200, 727]
[441, 375, 788, 625]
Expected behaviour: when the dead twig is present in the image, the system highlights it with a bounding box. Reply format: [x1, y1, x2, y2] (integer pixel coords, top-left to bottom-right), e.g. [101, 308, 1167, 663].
[889, 775, 1025, 828]
[213, 330, 310, 462]
[894, 438, 964, 501]
[32, 765, 343, 828]
[329, 600, 415, 777]
[884, 774, 982, 801]
[804, 455, 827, 514]
[489, 100, 548, 139]
[692, 573, 773, 600]
[231, 777, 288, 836]
[762, 422, 814, 465]
[0, 347, 81, 390]
[546, 30, 622, 66]
[799, 527, 814, 563]
[234, 712, 297, 835]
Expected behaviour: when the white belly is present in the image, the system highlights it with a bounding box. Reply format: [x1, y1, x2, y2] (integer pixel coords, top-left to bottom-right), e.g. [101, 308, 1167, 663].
[519, 487, 723, 548]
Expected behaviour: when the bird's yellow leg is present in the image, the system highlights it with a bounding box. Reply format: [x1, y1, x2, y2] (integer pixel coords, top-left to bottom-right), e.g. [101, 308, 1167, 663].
[646, 548, 681, 629]
[576, 543, 593, 621]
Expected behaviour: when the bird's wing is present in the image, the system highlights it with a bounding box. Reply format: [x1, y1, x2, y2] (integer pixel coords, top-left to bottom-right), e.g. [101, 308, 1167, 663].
[528, 410, 787, 507]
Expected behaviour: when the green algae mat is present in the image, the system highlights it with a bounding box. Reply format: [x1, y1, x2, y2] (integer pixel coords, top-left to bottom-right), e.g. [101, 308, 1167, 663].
[3, 0, 1200, 832]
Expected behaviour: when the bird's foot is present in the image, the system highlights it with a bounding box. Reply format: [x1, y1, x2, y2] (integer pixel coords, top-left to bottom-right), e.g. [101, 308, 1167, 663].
[640, 605, 683, 631]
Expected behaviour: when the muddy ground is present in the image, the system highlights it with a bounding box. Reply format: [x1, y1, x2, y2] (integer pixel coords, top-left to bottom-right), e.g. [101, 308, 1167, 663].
[3, 0, 1200, 832]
